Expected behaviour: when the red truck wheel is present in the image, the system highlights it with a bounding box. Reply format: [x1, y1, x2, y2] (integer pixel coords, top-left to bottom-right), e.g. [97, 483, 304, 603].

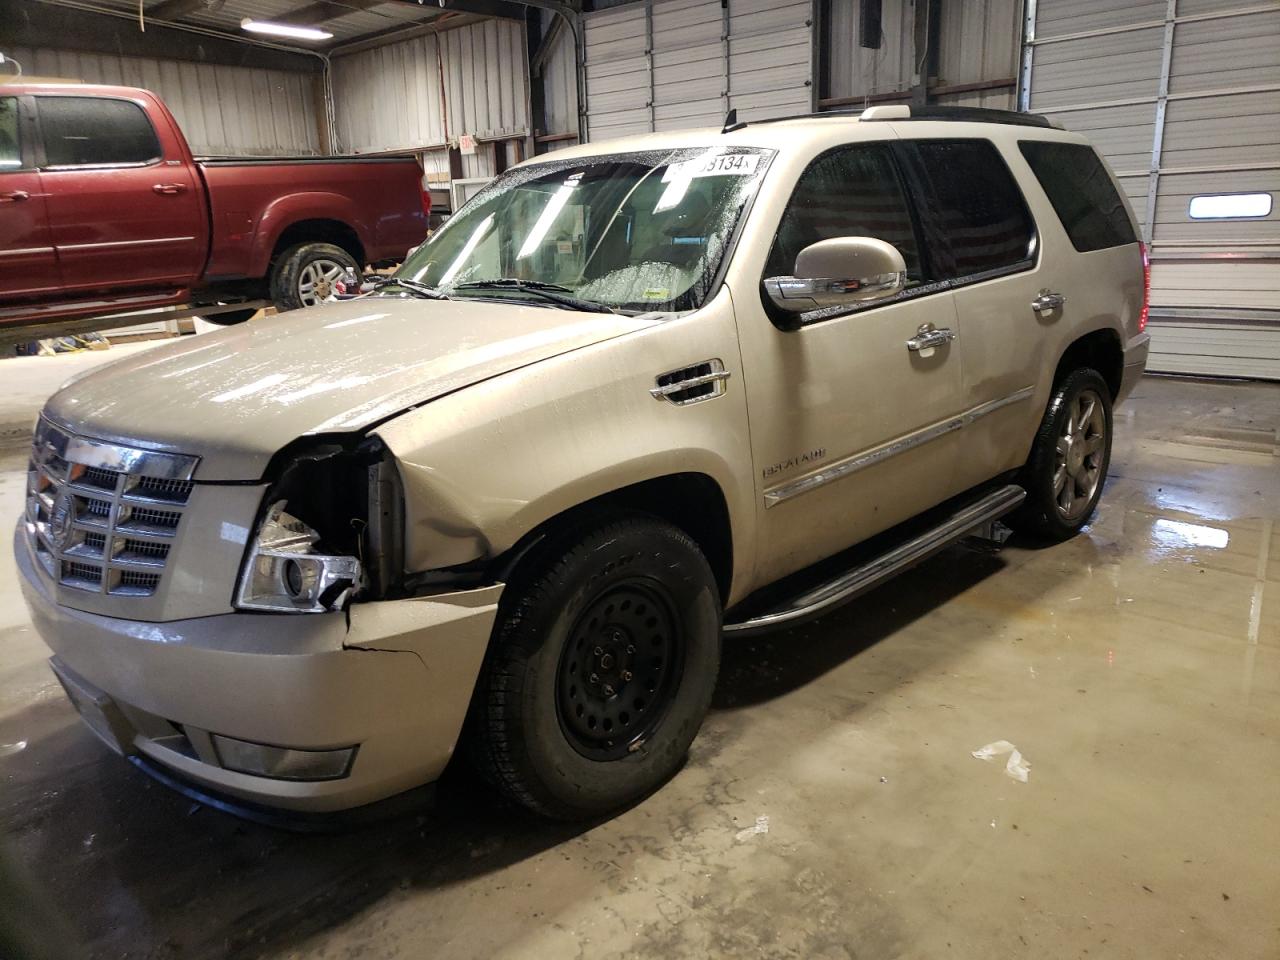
[270, 242, 360, 312]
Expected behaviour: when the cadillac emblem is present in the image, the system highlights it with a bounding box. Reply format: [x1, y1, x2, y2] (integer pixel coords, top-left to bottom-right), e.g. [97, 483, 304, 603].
[50, 491, 76, 551]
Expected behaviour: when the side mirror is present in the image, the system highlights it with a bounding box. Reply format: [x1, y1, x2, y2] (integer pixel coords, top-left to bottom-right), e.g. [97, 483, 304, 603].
[764, 237, 907, 315]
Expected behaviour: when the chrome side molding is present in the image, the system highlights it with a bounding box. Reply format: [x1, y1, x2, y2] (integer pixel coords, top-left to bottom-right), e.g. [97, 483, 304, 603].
[763, 385, 1035, 508]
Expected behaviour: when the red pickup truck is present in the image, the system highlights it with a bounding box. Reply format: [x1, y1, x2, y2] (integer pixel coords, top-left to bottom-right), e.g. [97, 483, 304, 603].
[0, 83, 429, 333]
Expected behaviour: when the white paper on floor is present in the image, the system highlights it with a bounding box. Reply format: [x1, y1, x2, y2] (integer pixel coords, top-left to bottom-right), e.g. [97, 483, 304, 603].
[971, 739, 1031, 783]
[735, 815, 769, 841]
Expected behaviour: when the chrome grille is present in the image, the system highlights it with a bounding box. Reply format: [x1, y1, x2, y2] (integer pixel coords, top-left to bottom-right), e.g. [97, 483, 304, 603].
[24, 418, 199, 598]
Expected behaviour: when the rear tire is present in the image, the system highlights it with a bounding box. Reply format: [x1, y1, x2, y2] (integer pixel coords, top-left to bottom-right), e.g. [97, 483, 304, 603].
[269, 242, 359, 312]
[470, 514, 721, 820]
[1009, 367, 1113, 541]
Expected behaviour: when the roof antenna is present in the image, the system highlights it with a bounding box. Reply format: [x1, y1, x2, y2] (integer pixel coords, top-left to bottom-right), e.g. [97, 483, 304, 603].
[721, 108, 746, 134]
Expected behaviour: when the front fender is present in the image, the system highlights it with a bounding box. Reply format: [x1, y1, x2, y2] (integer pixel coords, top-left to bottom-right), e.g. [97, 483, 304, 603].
[372, 292, 758, 605]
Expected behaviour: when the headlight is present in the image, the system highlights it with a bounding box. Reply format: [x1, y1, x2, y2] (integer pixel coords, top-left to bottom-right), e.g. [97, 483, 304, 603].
[235, 500, 362, 613]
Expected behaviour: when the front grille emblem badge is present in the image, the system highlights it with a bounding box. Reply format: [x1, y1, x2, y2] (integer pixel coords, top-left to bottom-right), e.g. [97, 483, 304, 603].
[50, 492, 76, 551]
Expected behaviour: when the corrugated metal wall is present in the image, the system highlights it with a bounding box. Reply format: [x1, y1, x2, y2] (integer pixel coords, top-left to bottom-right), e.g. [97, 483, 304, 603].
[934, 0, 1019, 109]
[581, 0, 812, 140]
[826, 0, 915, 101]
[823, 0, 1019, 109]
[1023, 0, 1280, 379]
[331, 20, 530, 181]
[540, 11, 580, 148]
[7, 45, 321, 156]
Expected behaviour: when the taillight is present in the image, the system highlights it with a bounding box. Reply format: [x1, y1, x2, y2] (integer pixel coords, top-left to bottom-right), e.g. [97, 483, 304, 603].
[1138, 241, 1151, 333]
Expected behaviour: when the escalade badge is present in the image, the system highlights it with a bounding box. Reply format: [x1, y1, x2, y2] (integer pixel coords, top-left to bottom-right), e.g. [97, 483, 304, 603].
[50, 492, 76, 551]
[762, 447, 826, 480]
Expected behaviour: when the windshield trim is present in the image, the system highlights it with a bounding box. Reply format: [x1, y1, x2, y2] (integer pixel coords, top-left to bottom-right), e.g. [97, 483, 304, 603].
[401, 145, 778, 315]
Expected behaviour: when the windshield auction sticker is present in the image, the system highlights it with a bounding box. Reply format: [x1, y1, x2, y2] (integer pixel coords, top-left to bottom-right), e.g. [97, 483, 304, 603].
[662, 152, 761, 182]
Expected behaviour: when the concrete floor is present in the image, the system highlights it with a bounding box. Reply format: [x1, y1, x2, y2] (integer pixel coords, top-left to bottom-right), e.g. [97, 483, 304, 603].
[0, 367, 1276, 960]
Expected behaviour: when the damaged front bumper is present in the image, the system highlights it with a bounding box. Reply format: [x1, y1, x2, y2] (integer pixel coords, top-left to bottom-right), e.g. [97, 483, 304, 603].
[16, 533, 502, 814]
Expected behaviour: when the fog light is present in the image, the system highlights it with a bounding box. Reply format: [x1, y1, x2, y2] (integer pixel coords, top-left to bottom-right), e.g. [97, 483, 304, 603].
[211, 734, 356, 781]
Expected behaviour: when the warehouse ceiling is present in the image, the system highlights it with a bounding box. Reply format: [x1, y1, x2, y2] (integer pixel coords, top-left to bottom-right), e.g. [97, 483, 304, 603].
[29, 0, 526, 51]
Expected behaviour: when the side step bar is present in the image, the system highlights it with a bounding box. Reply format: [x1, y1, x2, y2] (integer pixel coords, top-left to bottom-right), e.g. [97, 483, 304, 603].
[723, 484, 1026, 636]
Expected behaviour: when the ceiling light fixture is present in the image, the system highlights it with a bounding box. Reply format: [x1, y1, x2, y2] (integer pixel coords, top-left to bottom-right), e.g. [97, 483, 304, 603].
[240, 18, 334, 41]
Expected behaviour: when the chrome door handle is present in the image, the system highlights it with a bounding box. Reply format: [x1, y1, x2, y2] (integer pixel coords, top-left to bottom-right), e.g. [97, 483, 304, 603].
[0, 190, 30, 202]
[1031, 292, 1066, 312]
[152, 183, 187, 195]
[906, 323, 956, 352]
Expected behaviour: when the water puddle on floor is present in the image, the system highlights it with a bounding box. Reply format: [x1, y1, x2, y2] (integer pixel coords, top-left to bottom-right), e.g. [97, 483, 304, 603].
[1149, 517, 1230, 555]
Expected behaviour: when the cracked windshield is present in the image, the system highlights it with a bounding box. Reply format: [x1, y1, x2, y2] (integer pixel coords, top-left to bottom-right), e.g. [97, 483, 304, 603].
[394, 147, 773, 313]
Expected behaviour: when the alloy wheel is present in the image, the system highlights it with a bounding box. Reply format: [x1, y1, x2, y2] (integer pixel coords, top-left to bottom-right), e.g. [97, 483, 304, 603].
[1052, 387, 1107, 521]
[296, 258, 346, 307]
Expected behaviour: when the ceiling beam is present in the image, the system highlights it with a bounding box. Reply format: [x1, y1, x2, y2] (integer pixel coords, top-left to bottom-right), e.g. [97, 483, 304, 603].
[15, 2, 322, 71]
[148, 0, 206, 19]
[277, 0, 393, 27]
[370, 0, 524, 23]
[430, 0, 526, 21]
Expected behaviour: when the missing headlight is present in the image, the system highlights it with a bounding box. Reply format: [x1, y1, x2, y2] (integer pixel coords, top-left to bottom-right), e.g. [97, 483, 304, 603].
[236, 501, 362, 612]
[235, 437, 404, 613]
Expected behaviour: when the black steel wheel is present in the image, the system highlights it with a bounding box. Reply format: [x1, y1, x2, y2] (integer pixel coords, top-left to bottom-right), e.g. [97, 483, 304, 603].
[469, 513, 721, 820]
[556, 580, 684, 761]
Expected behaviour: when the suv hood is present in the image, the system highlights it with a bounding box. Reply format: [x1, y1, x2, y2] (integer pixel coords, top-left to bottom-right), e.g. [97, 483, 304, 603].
[44, 297, 661, 480]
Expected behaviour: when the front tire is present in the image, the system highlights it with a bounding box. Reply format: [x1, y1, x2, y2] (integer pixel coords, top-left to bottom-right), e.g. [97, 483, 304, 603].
[470, 514, 721, 820]
[1010, 367, 1113, 541]
[269, 242, 359, 312]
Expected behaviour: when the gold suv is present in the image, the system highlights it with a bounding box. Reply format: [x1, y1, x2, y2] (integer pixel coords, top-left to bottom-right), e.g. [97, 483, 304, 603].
[16, 105, 1150, 822]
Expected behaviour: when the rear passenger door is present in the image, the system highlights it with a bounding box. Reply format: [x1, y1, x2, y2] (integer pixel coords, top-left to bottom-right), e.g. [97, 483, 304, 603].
[893, 138, 1044, 491]
[35, 95, 205, 295]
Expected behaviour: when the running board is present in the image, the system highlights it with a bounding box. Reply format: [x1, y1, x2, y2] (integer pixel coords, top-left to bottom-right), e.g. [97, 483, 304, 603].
[723, 484, 1026, 635]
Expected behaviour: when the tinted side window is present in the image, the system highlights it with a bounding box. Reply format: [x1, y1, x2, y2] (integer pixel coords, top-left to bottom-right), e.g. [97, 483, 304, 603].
[1019, 141, 1137, 252]
[0, 97, 20, 170]
[765, 143, 922, 283]
[897, 139, 1035, 279]
[38, 97, 161, 166]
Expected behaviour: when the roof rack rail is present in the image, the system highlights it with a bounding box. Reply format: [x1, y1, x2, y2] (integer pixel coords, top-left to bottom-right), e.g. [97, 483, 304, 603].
[721, 104, 1057, 133]
[876, 105, 1057, 128]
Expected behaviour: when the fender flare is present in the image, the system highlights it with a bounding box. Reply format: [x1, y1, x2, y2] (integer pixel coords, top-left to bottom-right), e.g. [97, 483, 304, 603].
[249, 192, 371, 278]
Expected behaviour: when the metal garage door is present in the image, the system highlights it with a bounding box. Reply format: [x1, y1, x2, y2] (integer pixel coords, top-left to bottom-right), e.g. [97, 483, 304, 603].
[1022, 1, 1280, 379]
[583, 0, 812, 141]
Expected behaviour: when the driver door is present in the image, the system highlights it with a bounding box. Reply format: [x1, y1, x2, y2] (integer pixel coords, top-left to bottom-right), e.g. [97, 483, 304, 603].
[736, 142, 967, 586]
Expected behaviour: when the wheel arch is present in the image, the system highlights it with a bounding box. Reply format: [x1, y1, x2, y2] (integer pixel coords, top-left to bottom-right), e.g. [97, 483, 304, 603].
[1053, 327, 1123, 401]
[490, 472, 735, 608]
[269, 219, 366, 269]
[246, 190, 372, 278]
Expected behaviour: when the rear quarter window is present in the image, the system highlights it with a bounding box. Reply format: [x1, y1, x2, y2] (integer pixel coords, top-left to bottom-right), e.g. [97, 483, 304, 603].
[1019, 141, 1137, 252]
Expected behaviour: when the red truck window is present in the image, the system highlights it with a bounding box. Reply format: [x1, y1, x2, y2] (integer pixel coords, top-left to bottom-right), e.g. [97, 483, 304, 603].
[37, 97, 161, 167]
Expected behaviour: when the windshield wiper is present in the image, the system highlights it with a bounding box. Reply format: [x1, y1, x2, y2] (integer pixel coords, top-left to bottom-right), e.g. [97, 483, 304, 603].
[453, 279, 617, 314]
[368, 277, 450, 300]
